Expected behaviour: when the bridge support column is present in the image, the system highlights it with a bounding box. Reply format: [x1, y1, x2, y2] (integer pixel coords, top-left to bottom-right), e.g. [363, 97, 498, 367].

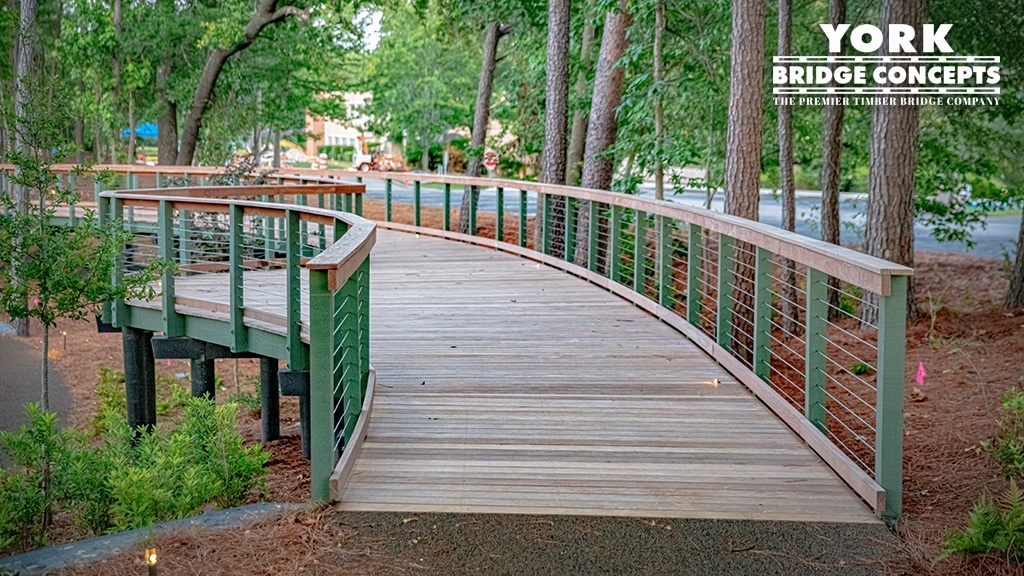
[261, 358, 280, 442]
[190, 358, 216, 399]
[122, 327, 156, 433]
[279, 370, 310, 459]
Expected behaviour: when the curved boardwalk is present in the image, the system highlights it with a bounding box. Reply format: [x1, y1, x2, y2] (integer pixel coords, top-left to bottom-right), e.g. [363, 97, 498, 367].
[347, 230, 876, 523]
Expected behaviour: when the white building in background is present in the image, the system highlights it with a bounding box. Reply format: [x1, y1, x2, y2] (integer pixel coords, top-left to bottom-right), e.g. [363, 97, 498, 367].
[305, 92, 382, 158]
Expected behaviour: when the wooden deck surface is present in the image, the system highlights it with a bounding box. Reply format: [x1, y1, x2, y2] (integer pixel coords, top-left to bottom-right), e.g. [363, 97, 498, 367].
[143, 229, 876, 523]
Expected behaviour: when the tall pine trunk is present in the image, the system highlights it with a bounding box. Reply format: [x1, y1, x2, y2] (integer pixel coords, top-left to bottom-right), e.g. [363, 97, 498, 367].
[821, 0, 846, 318]
[537, 0, 572, 256]
[777, 0, 798, 333]
[11, 0, 37, 337]
[458, 22, 509, 234]
[653, 0, 666, 200]
[573, 0, 631, 268]
[724, 0, 766, 360]
[566, 5, 597, 186]
[1008, 208, 1024, 309]
[863, 0, 923, 324]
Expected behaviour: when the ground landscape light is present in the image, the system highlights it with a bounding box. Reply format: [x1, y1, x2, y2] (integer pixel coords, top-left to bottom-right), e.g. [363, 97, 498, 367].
[145, 547, 157, 565]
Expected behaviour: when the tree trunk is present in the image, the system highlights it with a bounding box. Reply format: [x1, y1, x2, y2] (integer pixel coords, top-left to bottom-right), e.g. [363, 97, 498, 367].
[458, 22, 509, 234]
[177, 0, 308, 165]
[273, 128, 281, 168]
[777, 0, 798, 334]
[41, 322, 49, 410]
[11, 0, 37, 337]
[566, 5, 597, 186]
[537, 0, 572, 257]
[574, 0, 631, 268]
[1007, 208, 1024, 309]
[724, 0, 766, 360]
[157, 61, 179, 165]
[127, 92, 136, 163]
[821, 0, 846, 318]
[862, 0, 923, 324]
[421, 132, 430, 171]
[653, 0, 666, 200]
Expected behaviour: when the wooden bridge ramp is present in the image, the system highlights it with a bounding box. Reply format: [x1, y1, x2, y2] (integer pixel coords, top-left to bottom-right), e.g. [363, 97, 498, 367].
[342, 230, 875, 523]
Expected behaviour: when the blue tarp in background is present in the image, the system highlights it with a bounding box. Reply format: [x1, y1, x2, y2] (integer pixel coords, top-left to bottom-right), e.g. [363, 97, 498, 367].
[120, 122, 158, 139]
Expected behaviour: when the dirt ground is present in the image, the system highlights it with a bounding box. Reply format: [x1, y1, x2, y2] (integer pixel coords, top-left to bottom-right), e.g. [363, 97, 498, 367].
[5, 246, 1024, 574]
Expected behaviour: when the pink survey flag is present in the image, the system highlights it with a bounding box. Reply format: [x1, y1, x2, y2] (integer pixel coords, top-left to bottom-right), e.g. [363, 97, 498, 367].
[915, 362, 927, 385]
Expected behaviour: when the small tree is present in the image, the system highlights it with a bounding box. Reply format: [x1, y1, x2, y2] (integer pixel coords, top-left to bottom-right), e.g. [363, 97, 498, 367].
[0, 152, 160, 411]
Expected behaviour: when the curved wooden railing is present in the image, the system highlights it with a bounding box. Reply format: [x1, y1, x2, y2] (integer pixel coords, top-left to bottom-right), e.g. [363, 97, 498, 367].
[4, 163, 911, 517]
[92, 184, 375, 502]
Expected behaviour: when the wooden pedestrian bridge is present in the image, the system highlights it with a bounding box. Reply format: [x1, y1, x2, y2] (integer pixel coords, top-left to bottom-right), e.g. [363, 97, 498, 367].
[7, 164, 911, 522]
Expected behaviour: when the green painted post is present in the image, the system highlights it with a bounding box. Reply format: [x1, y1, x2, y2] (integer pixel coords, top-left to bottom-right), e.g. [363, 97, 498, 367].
[715, 234, 735, 349]
[804, 267, 828, 430]
[344, 193, 353, 213]
[877, 275, 907, 519]
[67, 172, 77, 226]
[541, 194, 552, 255]
[564, 198, 577, 262]
[111, 197, 127, 326]
[687, 224, 703, 326]
[443, 183, 451, 231]
[262, 196, 272, 255]
[155, 171, 163, 188]
[307, 268, 333, 501]
[125, 170, 133, 190]
[356, 260, 370, 397]
[657, 215, 672, 308]
[337, 270, 360, 446]
[179, 209, 191, 266]
[609, 205, 622, 282]
[518, 190, 527, 247]
[752, 247, 772, 380]
[468, 185, 477, 235]
[413, 181, 421, 227]
[285, 210, 309, 371]
[495, 187, 504, 242]
[354, 193, 362, 216]
[633, 211, 647, 293]
[229, 204, 248, 352]
[385, 179, 392, 222]
[158, 201, 184, 336]
[587, 201, 599, 272]
[98, 193, 112, 324]
[317, 194, 326, 251]
[299, 193, 309, 256]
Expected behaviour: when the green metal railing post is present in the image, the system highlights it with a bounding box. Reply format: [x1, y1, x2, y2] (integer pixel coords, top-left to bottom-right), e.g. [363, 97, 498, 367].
[413, 181, 421, 227]
[357, 259, 370, 396]
[715, 234, 735, 349]
[518, 190, 527, 247]
[285, 210, 309, 371]
[155, 171, 163, 188]
[495, 187, 504, 242]
[565, 198, 577, 262]
[752, 247, 772, 380]
[443, 183, 451, 231]
[180, 209, 192, 266]
[686, 224, 703, 326]
[317, 194, 326, 251]
[804, 267, 828, 430]
[228, 204, 248, 352]
[354, 193, 363, 216]
[337, 268, 360, 445]
[385, 179, 392, 222]
[308, 267, 333, 501]
[587, 201, 599, 273]
[609, 205, 622, 282]
[541, 194, 552, 255]
[657, 215, 672, 308]
[98, 193, 112, 324]
[159, 201, 184, 337]
[111, 197, 127, 326]
[877, 275, 907, 519]
[468, 185, 477, 235]
[633, 211, 646, 293]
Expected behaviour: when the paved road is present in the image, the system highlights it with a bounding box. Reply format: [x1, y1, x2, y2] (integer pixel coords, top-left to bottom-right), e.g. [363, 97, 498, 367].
[0, 325, 71, 436]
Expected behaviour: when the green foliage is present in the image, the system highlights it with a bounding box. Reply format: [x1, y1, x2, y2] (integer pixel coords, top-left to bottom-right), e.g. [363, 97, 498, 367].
[942, 480, 1024, 563]
[318, 144, 356, 161]
[0, 401, 268, 554]
[92, 368, 192, 434]
[849, 363, 873, 377]
[984, 390, 1024, 480]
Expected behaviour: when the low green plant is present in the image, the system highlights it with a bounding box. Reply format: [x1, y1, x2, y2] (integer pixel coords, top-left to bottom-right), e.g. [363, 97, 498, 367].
[984, 389, 1024, 480]
[0, 399, 268, 554]
[941, 480, 1024, 563]
[92, 369, 192, 434]
[850, 362, 874, 376]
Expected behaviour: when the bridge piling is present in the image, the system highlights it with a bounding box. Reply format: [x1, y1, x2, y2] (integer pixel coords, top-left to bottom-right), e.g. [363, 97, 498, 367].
[260, 358, 280, 442]
[122, 327, 156, 433]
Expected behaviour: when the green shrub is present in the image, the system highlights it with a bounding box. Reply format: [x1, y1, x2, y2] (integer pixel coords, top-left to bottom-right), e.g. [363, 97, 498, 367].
[942, 480, 1024, 563]
[92, 368, 191, 434]
[0, 399, 268, 554]
[985, 389, 1024, 480]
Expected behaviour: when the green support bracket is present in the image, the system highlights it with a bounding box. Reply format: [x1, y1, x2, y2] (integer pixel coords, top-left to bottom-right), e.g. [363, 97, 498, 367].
[633, 211, 647, 293]
[159, 201, 184, 337]
[877, 275, 907, 519]
[587, 201, 599, 273]
[715, 234, 735, 349]
[686, 224, 703, 325]
[804, 267, 828, 430]
[752, 247, 773, 380]
[285, 210, 309, 371]
[518, 190, 527, 247]
[541, 194, 552, 256]
[468, 185, 477, 235]
[609, 205, 622, 283]
[413, 181, 421, 227]
[443, 183, 451, 231]
[564, 198, 577, 262]
[228, 204, 248, 352]
[385, 179, 392, 222]
[495, 187, 504, 242]
[307, 268, 333, 502]
[657, 215, 672, 308]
